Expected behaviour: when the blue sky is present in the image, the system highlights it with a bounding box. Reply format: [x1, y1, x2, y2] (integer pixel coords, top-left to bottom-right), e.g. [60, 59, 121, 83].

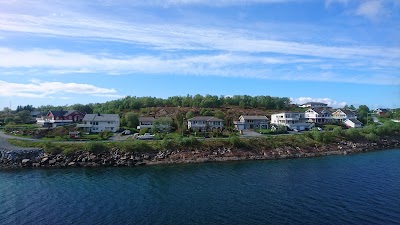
[0, 0, 399, 110]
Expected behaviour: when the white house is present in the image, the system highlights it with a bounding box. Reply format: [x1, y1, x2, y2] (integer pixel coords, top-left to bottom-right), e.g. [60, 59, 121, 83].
[234, 115, 269, 130]
[137, 116, 173, 132]
[305, 108, 332, 123]
[332, 109, 356, 123]
[344, 118, 363, 128]
[188, 116, 224, 132]
[137, 117, 155, 130]
[270, 112, 312, 131]
[77, 114, 120, 133]
[299, 102, 328, 108]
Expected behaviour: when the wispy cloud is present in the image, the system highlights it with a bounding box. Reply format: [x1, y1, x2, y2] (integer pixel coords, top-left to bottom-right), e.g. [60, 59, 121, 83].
[355, 0, 386, 20]
[0, 79, 120, 98]
[0, 47, 398, 85]
[290, 97, 347, 108]
[325, 0, 348, 8]
[0, 13, 398, 61]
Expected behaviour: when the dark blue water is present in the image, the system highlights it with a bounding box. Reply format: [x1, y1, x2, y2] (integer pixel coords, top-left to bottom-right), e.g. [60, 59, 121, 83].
[1, 149, 400, 225]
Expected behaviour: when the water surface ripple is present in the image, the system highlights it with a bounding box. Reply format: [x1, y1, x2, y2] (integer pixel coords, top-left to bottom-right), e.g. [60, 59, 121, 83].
[1, 149, 400, 225]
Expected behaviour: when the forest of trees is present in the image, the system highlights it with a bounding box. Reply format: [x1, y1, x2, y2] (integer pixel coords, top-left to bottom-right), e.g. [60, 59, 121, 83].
[22, 94, 291, 114]
[89, 94, 291, 114]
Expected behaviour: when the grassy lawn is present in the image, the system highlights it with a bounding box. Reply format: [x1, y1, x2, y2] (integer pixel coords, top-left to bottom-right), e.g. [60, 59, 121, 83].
[323, 124, 342, 131]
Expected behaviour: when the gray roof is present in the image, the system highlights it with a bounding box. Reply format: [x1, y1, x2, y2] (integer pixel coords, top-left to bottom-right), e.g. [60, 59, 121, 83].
[241, 115, 269, 120]
[340, 109, 356, 117]
[82, 114, 120, 122]
[188, 116, 224, 122]
[348, 118, 362, 125]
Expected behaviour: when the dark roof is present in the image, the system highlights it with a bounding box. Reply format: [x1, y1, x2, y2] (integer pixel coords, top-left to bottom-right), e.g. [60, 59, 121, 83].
[301, 102, 328, 106]
[49, 110, 67, 117]
[308, 108, 331, 114]
[139, 116, 156, 122]
[30, 111, 44, 116]
[82, 114, 120, 121]
[188, 116, 224, 122]
[241, 115, 269, 120]
[49, 110, 81, 117]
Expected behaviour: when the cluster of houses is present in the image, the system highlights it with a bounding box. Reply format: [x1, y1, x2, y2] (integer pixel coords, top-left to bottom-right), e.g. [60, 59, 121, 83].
[33, 102, 366, 135]
[35, 110, 121, 133]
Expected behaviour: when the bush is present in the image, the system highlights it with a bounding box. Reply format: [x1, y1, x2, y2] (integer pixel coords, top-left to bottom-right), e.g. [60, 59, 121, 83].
[139, 128, 149, 135]
[311, 130, 323, 142]
[345, 128, 361, 140]
[99, 130, 112, 140]
[178, 136, 200, 147]
[120, 141, 154, 152]
[161, 138, 177, 150]
[86, 142, 108, 154]
[43, 141, 62, 155]
[364, 133, 379, 142]
[332, 127, 343, 137]
[229, 136, 246, 148]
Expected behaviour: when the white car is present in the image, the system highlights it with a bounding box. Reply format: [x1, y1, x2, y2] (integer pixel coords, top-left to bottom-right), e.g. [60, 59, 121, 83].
[135, 133, 155, 140]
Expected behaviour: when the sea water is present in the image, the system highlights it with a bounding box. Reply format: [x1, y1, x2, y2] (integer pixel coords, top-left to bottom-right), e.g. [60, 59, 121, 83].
[1, 149, 400, 225]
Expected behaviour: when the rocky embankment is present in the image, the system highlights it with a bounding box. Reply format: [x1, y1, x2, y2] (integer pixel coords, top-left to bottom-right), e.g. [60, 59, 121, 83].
[1, 137, 399, 169]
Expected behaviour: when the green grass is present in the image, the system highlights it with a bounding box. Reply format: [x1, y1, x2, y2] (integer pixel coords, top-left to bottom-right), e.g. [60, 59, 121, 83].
[6, 122, 400, 155]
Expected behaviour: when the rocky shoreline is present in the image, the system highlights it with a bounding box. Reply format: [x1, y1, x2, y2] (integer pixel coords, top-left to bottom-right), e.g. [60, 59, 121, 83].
[1, 136, 399, 169]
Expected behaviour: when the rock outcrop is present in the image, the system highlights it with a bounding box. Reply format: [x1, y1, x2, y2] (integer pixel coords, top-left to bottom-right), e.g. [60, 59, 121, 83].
[1, 137, 399, 169]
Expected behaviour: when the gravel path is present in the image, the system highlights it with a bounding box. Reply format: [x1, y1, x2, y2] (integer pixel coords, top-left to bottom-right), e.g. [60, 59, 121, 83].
[0, 131, 40, 151]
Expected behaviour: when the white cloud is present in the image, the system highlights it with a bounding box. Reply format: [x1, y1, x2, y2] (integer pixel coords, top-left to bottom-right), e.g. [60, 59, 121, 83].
[0, 13, 398, 60]
[0, 80, 120, 98]
[290, 97, 347, 108]
[0, 47, 398, 85]
[355, 0, 385, 20]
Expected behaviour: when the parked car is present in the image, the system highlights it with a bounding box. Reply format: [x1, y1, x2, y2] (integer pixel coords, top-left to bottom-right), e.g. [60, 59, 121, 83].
[121, 130, 131, 135]
[134, 133, 155, 140]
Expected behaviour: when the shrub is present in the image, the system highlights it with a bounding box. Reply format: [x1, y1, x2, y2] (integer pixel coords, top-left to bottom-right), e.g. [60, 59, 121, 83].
[345, 128, 361, 140]
[42, 141, 62, 155]
[132, 141, 154, 152]
[332, 127, 343, 137]
[364, 133, 379, 142]
[161, 138, 177, 150]
[86, 142, 108, 154]
[311, 130, 323, 142]
[321, 132, 335, 144]
[120, 141, 154, 152]
[139, 128, 149, 135]
[229, 136, 246, 148]
[178, 136, 200, 147]
[99, 130, 112, 140]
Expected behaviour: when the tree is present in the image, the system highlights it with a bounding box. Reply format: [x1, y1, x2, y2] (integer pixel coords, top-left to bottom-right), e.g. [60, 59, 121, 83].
[1, 107, 12, 114]
[357, 105, 370, 124]
[15, 110, 32, 124]
[124, 112, 139, 128]
[185, 111, 195, 119]
[152, 117, 173, 133]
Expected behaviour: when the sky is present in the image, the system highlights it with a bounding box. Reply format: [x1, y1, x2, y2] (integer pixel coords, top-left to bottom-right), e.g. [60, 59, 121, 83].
[0, 0, 399, 110]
